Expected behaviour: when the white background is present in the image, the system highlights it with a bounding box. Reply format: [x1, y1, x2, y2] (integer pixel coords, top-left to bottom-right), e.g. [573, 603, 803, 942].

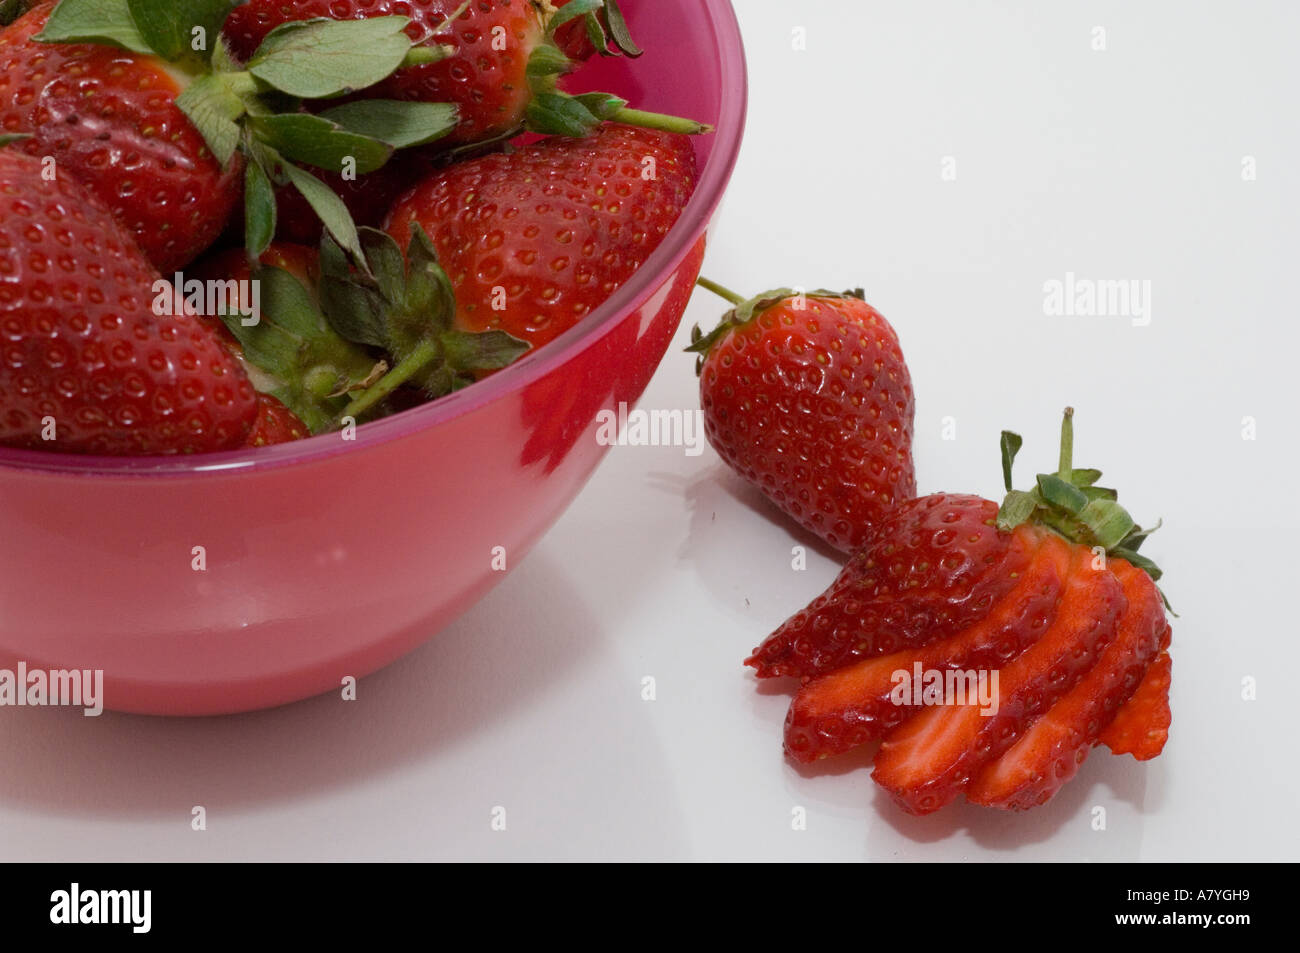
[2, 0, 1297, 861]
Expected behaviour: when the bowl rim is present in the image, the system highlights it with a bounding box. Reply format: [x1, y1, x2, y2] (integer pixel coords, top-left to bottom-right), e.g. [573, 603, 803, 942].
[0, 0, 748, 479]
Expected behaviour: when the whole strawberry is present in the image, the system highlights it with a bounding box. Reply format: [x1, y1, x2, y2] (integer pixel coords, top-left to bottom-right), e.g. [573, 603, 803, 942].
[386, 123, 697, 350]
[0, 0, 241, 272]
[0, 148, 258, 454]
[689, 287, 916, 554]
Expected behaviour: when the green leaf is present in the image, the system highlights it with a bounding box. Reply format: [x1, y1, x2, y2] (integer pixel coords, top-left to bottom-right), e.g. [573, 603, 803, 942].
[398, 223, 458, 347]
[318, 230, 401, 349]
[1110, 548, 1163, 582]
[35, 0, 152, 54]
[524, 91, 601, 138]
[1082, 485, 1118, 502]
[547, 0, 603, 34]
[174, 73, 246, 166]
[126, 0, 236, 63]
[317, 100, 458, 149]
[1078, 498, 1136, 551]
[243, 160, 276, 259]
[570, 91, 628, 120]
[1119, 519, 1162, 554]
[0, 133, 31, 148]
[249, 113, 393, 175]
[248, 16, 416, 100]
[601, 0, 642, 57]
[441, 329, 530, 372]
[1, 0, 26, 28]
[526, 42, 572, 79]
[1036, 473, 1089, 514]
[219, 266, 381, 433]
[996, 490, 1038, 531]
[1068, 468, 1103, 487]
[1000, 430, 1022, 492]
[280, 161, 367, 267]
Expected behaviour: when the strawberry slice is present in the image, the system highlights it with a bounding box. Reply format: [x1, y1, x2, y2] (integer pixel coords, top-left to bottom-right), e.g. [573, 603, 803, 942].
[967, 559, 1167, 809]
[747, 495, 1035, 680]
[784, 528, 1068, 763]
[1099, 645, 1172, 760]
[871, 545, 1127, 815]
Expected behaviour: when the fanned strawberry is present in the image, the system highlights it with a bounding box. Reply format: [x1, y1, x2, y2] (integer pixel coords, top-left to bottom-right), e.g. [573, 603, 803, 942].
[1099, 645, 1172, 760]
[690, 286, 916, 555]
[0, 146, 258, 453]
[967, 558, 1168, 809]
[784, 528, 1069, 763]
[244, 393, 309, 446]
[0, 0, 240, 271]
[872, 543, 1126, 815]
[747, 495, 1026, 678]
[863, 410, 1168, 813]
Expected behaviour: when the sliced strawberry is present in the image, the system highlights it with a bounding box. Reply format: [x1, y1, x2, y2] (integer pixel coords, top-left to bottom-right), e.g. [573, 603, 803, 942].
[748, 495, 1031, 679]
[871, 545, 1127, 815]
[1099, 645, 1172, 760]
[784, 528, 1068, 763]
[967, 559, 1167, 809]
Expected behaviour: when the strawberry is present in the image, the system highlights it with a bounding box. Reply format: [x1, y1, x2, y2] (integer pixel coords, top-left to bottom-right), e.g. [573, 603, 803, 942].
[689, 286, 916, 555]
[784, 528, 1070, 762]
[245, 393, 309, 446]
[0, 146, 258, 453]
[747, 495, 1032, 679]
[270, 155, 418, 247]
[0, 0, 241, 271]
[386, 123, 696, 350]
[967, 558, 1168, 808]
[222, 0, 704, 146]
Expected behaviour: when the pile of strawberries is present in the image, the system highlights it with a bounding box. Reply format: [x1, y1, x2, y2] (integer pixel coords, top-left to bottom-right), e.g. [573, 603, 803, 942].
[0, 0, 706, 455]
[690, 287, 1173, 815]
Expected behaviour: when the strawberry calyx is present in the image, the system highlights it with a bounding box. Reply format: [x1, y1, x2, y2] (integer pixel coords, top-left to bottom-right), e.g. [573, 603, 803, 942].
[687, 279, 867, 375]
[997, 407, 1171, 609]
[318, 225, 532, 424]
[216, 263, 387, 435]
[524, 0, 711, 138]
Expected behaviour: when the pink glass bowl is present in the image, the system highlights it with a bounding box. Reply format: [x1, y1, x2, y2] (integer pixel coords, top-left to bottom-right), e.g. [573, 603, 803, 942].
[0, 1, 748, 716]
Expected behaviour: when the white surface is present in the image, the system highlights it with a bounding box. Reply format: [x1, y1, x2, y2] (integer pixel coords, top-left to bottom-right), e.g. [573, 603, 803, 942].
[2, 0, 1297, 861]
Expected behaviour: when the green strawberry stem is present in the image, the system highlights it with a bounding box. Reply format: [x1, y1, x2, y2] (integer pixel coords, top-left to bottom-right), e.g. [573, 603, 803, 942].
[1058, 406, 1075, 478]
[696, 276, 746, 306]
[337, 339, 438, 423]
[609, 107, 713, 136]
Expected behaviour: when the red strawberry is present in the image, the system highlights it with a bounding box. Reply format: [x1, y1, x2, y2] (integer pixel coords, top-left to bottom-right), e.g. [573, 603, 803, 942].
[784, 528, 1070, 763]
[245, 393, 309, 447]
[0, 147, 258, 454]
[748, 495, 1031, 679]
[966, 557, 1168, 808]
[223, 0, 703, 146]
[1099, 642, 1172, 760]
[385, 122, 698, 351]
[689, 287, 916, 555]
[0, 1, 241, 272]
[872, 541, 1127, 814]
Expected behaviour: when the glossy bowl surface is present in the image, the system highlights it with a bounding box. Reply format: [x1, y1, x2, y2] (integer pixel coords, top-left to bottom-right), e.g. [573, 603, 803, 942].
[0, 0, 747, 715]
